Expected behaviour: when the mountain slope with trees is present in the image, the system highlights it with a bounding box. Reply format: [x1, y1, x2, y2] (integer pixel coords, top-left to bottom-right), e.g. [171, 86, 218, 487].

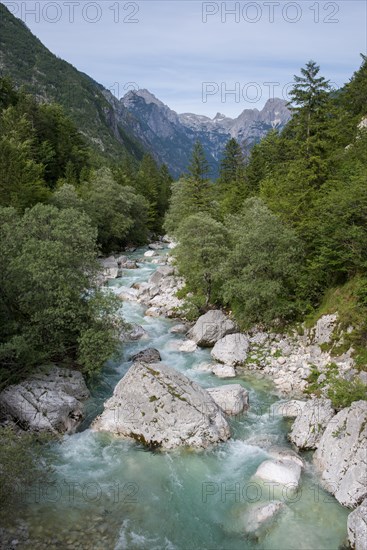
[166, 57, 367, 369]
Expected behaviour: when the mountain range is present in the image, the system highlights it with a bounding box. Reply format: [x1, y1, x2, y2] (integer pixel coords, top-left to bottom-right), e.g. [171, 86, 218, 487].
[0, 3, 291, 177]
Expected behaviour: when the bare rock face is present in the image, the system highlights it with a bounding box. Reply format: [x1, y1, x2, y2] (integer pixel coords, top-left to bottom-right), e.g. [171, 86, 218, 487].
[313, 400, 367, 508]
[348, 498, 367, 550]
[211, 333, 250, 366]
[207, 384, 249, 415]
[92, 362, 230, 449]
[0, 367, 89, 434]
[289, 398, 335, 450]
[188, 310, 237, 347]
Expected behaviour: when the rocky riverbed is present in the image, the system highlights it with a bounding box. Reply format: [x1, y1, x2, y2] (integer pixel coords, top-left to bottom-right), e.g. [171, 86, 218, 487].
[0, 241, 365, 549]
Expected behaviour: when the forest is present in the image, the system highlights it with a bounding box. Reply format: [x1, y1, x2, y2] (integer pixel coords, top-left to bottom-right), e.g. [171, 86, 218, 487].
[1, 56, 366, 389]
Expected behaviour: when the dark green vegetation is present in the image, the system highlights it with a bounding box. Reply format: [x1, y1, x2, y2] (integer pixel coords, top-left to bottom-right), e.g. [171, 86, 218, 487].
[0, 80, 171, 387]
[166, 58, 367, 360]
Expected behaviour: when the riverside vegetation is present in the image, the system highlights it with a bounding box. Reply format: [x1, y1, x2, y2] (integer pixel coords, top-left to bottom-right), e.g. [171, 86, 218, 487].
[165, 58, 367, 388]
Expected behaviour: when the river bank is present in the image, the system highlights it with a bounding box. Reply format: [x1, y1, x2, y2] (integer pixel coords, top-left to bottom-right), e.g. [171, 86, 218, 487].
[0, 243, 365, 549]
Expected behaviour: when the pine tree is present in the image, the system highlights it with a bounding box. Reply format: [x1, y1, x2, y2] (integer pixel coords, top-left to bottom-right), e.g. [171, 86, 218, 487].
[218, 138, 247, 213]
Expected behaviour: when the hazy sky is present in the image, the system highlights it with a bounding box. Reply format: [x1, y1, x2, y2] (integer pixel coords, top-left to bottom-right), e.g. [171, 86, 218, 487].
[2, 0, 366, 117]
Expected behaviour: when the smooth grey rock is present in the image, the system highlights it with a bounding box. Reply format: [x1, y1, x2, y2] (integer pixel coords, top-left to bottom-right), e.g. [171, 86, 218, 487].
[116, 255, 138, 269]
[126, 324, 147, 341]
[149, 265, 174, 286]
[207, 384, 249, 415]
[348, 498, 367, 550]
[212, 364, 236, 378]
[254, 459, 302, 487]
[211, 333, 249, 366]
[170, 323, 189, 334]
[289, 398, 335, 450]
[312, 314, 338, 345]
[130, 348, 161, 363]
[0, 367, 89, 434]
[313, 400, 367, 507]
[118, 286, 138, 301]
[188, 310, 237, 347]
[92, 362, 230, 449]
[144, 250, 156, 257]
[178, 340, 197, 353]
[243, 501, 285, 535]
[148, 242, 164, 250]
[267, 446, 304, 468]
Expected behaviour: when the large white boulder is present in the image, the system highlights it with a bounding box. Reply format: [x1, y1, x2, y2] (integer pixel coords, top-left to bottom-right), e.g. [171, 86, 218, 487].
[188, 310, 237, 347]
[207, 384, 249, 415]
[211, 333, 249, 366]
[348, 498, 367, 550]
[212, 364, 236, 378]
[254, 459, 302, 488]
[0, 367, 89, 434]
[92, 362, 230, 449]
[289, 398, 335, 449]
[313, 400, 367, 508]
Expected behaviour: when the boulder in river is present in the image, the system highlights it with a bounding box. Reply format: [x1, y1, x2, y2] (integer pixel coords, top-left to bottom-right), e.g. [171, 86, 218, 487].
[289, 398, 335, 450]
[207, 384, 249, 415]
[178, 340, 197, 353]
[92, 362, 230, 449]
[130, 348, 161, 363]
[254, 459, 302, 488]
[243, 500, 286, 536]
[212, 364, 236, 378]
[0, 367, 89, 434]
[347, 498, 367, 550]
[211, 333, 249, 366]
[116, 255, 138, 269]
[188, 310, 237, 347]
[313, 400, 367, 508]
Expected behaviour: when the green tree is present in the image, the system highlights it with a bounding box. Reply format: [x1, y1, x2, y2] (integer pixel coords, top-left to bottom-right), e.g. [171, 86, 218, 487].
[175, 213, 228, 307]
[0, 204, 122, 384]
[0, 106, 49, 210]
[81, 168, 148, 252]
[222, 198, 303, 326]
[218, 138, 247, 213]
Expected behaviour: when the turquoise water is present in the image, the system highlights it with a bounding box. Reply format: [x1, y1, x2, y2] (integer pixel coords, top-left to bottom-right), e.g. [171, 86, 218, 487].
[18, 248, 349, 549]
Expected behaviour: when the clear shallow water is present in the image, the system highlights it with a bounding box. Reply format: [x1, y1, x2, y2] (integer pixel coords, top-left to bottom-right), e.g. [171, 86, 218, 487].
[19, 247, 348, 549]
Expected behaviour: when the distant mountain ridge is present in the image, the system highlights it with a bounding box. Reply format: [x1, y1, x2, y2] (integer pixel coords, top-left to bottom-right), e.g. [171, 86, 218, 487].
[0, 3, 291, 177]
[121, 90, 290, 176]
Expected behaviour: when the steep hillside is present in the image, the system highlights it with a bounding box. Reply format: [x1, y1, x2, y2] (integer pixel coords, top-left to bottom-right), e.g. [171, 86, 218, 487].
[0, 3, 145, 162]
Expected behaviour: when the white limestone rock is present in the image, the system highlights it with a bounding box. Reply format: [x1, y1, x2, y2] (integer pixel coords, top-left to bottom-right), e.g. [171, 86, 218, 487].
[211, 333, 249, 366]
[0, 367, 89, 434]
[92, 362, 230, 449]
[289, 398, 335, 450]
[254, 459, 302, 488]
[207, 384, 249, 415]
[188, 310, 237, 347]
[313, 400, 367, 508]
[212, 364, 236, 378]
[348, 498, 367, 550]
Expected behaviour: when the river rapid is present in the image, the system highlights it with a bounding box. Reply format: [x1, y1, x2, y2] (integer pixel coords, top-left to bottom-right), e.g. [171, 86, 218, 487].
[18, 246, 349, 550]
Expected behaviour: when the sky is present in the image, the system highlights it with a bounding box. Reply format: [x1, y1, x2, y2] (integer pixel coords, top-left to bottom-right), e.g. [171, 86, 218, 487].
[2, 0, 366, 117]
